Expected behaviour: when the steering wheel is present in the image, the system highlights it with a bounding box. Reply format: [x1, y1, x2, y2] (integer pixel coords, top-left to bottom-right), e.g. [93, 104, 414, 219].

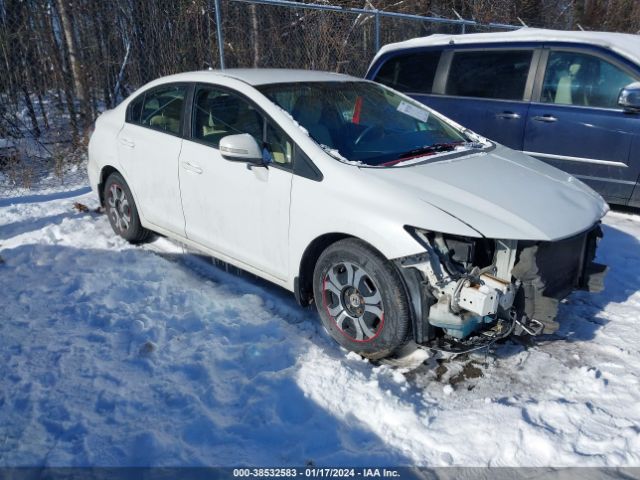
[354, 125, 383, 145]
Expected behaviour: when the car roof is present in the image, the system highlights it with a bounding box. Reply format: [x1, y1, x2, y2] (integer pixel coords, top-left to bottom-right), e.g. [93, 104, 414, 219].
[157, 68, 360, 87]
[372, 27, 640, 67]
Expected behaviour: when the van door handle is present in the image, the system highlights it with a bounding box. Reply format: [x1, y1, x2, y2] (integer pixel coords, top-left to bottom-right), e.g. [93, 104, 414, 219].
[532, 115, 558, 123]
[119, 138, 135, 148]
[181, 161, 203, 175]
[495, 111, 521, 119]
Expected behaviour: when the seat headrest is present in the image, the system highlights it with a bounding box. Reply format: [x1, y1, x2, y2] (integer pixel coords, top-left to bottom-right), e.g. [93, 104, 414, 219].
[161, 97, 182, 116]
[569, 63, 581, 76]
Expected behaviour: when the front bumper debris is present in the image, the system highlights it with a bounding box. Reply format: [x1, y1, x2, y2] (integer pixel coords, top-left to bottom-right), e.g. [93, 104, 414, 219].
[511, 225, 607, 334]
[396, 224, 607, 352]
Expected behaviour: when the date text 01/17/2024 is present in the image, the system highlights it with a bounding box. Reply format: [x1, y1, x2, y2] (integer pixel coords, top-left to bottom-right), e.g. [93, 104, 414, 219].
[232, 468, 401, 478]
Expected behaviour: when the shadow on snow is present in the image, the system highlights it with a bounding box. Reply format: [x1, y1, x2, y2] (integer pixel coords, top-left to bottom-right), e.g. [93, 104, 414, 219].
[0, 242, 411, 467]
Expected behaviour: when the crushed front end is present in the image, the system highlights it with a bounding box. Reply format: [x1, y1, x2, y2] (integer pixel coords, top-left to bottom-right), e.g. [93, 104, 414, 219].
[396, 225, 607, 352]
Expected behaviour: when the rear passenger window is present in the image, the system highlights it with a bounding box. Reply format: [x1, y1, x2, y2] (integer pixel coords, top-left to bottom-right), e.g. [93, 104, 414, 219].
[446, 50, 533, 100]
[139, 85, 186, 135]
[127, 95, 144, 123]
[373, 50, 442, 94]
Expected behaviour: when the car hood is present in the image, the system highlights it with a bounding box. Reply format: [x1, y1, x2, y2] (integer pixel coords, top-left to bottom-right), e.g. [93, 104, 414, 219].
[361, 146, 609, 241]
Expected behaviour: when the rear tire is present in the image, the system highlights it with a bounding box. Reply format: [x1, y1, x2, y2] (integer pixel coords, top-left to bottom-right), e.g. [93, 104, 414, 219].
[312, 238, 411, 360]
[103, 172, 151, 244]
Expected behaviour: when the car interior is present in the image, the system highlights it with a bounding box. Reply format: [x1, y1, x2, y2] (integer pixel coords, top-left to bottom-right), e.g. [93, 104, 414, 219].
[141, 91, 185, 135]
[194, 89, 291, 165]
[291, 94, 334, 147]
[542, 52, 635, 108]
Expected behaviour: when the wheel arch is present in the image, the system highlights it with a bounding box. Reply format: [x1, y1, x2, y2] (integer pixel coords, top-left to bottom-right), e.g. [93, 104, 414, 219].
[295, 233, 412, 309]
[295, 233, 353, 306]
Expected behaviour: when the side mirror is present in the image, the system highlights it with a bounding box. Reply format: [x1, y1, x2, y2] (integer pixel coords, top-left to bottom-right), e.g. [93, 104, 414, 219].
[618, 82, 640, 113]
[219, 133, 263, 164]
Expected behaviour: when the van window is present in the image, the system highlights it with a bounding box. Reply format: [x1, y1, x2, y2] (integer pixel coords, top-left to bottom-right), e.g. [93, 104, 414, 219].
[445, 50, 533, 100]
[541, 51, 637, 109]
[373, 50, 442, 94]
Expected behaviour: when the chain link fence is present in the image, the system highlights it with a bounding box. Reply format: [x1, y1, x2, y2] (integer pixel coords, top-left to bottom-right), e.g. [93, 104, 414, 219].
[5, 0, 599, 195]
[219, 0, 520, 76]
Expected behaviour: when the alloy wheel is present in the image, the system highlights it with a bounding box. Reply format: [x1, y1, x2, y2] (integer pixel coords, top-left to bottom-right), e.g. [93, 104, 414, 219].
[107, 183, 131, 234]
[321, 261, 385, 342]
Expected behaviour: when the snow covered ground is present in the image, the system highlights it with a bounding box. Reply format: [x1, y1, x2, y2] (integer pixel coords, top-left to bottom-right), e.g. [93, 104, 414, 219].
[1, 186, 640, 467]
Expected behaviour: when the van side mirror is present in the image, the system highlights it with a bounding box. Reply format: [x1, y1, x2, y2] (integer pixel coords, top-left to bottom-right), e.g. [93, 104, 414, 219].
[219, 133, 263, 164]
[618, 82, 640, 113]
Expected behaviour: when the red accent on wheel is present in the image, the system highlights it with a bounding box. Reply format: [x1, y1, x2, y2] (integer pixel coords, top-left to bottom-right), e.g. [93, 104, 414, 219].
[322, 274, 384, 344]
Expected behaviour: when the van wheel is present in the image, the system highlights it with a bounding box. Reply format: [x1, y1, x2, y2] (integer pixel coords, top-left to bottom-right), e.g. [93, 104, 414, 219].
[312, 238, 411, 360]
[104, 172, 151, 243]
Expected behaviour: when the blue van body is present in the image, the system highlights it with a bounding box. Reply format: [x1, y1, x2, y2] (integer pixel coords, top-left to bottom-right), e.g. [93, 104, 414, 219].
[366, 37, 640, 207]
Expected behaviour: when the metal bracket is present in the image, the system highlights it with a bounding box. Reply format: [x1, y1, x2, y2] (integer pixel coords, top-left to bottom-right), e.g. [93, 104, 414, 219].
[494, 239, 518, 281]
[514, 316, 544, 336]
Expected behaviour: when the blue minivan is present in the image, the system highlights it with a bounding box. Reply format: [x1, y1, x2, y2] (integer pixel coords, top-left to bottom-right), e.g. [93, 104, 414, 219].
[366, 28, 640, 207]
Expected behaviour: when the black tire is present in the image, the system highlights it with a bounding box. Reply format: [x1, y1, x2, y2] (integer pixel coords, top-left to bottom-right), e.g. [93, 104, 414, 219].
[103, 172, 151, 244]
[312, 238, 411, 360]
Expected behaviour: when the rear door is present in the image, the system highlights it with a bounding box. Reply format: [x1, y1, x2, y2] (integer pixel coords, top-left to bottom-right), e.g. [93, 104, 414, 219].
[431, 48, 539, 149]
[117, 84, 187, 235]
[523, 48, 640, 204]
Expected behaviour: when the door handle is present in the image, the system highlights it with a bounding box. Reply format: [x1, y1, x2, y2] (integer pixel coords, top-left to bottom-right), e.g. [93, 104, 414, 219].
[532, 115, 558, 123]
[181, 161, 203, 175]
[119, 138, 135, 148]
[495, 111, 521, 120]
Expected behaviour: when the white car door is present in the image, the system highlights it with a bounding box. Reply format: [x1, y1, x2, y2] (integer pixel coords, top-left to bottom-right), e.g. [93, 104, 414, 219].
[117, 83, 187, 236]
[179, 85, 293, 280]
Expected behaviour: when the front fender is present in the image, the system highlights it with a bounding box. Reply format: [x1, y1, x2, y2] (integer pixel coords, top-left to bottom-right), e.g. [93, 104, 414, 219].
[287, 166, 481, 290]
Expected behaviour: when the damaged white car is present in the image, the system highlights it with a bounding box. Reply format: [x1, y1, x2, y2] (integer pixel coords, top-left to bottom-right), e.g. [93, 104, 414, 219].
[88, 69, 608, 359]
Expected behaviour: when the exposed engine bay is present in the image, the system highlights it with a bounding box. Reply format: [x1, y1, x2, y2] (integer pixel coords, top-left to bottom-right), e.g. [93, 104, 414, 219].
[396, 225, 608, 353]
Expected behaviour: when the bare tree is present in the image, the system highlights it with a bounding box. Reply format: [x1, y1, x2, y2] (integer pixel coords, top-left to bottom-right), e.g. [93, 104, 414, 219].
[1, 0, 638, 173]
[54, 0, 88, 127]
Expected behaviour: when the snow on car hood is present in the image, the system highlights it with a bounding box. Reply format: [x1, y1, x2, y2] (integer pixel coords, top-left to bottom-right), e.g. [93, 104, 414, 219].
[362, 145, 609, 241]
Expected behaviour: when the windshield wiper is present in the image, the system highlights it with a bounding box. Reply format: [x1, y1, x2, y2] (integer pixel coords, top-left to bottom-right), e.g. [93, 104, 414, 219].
[382, 141, 483, 167]
[396, 142, 461, 160]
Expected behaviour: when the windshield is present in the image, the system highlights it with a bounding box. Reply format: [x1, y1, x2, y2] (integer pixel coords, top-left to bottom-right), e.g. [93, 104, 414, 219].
[258, 81, 476, 166]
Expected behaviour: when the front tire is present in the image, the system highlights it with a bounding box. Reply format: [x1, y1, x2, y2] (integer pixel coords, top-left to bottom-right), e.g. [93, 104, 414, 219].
[104, 172, 151, 243]
[312, 238, 411, 360]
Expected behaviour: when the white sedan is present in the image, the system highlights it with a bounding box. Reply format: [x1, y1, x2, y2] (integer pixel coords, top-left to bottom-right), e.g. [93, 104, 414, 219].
[88, 69, 608, 359]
